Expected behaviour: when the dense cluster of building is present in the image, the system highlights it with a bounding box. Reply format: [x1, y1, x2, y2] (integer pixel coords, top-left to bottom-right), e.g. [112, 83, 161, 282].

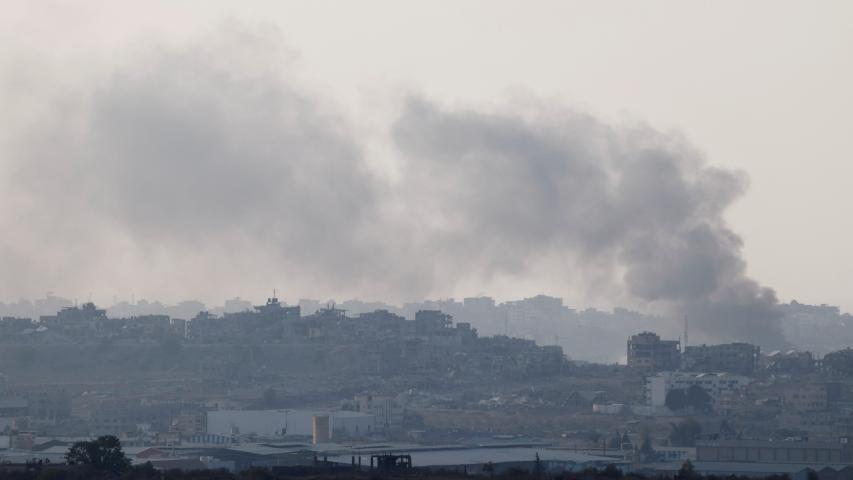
[0, 296, 567, 450]
[2, 302, 184, 344]
[4, 296, 853, 478]
[606, 330, 853, 477]
[0, 297, 566, 379]
[627, 332, 761, 375]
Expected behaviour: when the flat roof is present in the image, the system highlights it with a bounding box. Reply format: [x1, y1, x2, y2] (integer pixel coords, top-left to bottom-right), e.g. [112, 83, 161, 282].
[223, 444, 310, 456]
[696, 440, 841, 449]
[328, 447, 624, 468]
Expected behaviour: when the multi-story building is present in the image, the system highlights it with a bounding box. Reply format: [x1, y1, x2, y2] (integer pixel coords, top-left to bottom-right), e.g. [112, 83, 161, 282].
[764, 350, 815, 374]
[411, 310, 452, 335]
[39, 302, 106, 337]
[350, 394, 406, 432]
[784, 383, 829, 412]
[187, 296, 300, 343]
[682, 343, 760, 375]
[501, 295, 573, 343]
[646, 372, 750, 411]
[170, 412, 207, 436]
[627, 332, 680, 372]
[27, 390, 71, 424]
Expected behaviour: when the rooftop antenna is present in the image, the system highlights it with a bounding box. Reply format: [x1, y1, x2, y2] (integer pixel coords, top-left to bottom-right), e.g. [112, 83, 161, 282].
[683, 314, 688, 349]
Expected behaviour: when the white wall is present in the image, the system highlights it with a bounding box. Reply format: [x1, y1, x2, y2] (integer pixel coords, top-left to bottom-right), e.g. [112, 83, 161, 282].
[647, 376, 668, 407]
[645, 372, 750, 408]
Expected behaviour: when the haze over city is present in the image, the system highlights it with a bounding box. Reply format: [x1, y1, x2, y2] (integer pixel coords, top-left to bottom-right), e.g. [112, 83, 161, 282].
[0, 2, 852, 479]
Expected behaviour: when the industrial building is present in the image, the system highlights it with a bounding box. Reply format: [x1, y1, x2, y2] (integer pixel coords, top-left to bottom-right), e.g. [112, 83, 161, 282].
[327, 445, 627, 474]
[346, 394, 406, 432]
[696, 439, 851, 464]
[206, 409, 376, 440]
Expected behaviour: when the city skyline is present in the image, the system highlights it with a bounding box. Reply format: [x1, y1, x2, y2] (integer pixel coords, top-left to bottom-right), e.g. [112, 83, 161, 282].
[1, 2, 852, 314]
[4, 3, 853, 478]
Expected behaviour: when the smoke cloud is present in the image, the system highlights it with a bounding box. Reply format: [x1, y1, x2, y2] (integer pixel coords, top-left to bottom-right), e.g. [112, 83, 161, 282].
[392, 98, 786, 348]
[0, 25, 786, 348]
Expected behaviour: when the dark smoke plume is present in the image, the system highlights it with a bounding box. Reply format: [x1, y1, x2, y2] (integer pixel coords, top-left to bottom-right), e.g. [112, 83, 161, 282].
[0, 25, 787, 348]
[391, 98, 787, 349]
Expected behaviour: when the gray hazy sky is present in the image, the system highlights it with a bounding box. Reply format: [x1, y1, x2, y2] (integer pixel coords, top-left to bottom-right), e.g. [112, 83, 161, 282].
[1, 1, 851, 314]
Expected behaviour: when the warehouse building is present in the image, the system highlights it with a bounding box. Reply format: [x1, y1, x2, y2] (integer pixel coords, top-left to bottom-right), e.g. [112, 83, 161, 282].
[206, 409, 376, 440]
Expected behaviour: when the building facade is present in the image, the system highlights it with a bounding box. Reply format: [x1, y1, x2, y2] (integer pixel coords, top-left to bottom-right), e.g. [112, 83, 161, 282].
[627, 332, 680, 372]
[696, 439, 850, 464]
[646, 372, 750, 411]
[682, 343, 760, 375]
[784, 383, 829, 412]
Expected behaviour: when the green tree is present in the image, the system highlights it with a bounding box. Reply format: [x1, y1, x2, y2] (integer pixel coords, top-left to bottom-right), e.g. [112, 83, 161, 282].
[665, 389, 688, 411]
[686, 385, 712, 412]
[600, 464, 623, 478]
[675, 459, 700, 480]
[483, 461, 495, 478]
[65, 435, 131, 475]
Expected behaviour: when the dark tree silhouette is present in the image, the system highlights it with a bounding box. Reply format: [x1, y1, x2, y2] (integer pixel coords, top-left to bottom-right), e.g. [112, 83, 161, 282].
[665, 389, 688, 411]
[675, 459, 700, 480]
[686, 385, 712, 412]
[65, 435, 131, 475]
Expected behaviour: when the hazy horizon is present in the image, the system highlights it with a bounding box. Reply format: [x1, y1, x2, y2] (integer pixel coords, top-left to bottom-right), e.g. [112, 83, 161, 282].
[4, 5, 853, 476]
[2, 2, 852, 348]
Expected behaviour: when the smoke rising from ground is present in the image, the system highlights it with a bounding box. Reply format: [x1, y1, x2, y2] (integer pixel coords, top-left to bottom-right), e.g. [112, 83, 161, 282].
[0, 26, 786, 348]
[392, 98, 786, 348]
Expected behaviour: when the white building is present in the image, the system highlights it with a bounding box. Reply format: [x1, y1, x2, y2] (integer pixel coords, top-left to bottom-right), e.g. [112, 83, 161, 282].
[646, 372, 750, 411]
[206, 409, 376, 439]
[349, 394, 406, 432]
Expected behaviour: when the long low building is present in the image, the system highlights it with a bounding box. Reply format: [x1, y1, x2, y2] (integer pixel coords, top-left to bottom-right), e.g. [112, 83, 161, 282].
[696, 439, 850, 464]
[0, 438, 627, 475]
[327, 446, 627, 474]
[206, 409, 376, 440]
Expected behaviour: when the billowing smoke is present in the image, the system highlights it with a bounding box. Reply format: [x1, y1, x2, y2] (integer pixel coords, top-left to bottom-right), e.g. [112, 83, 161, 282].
[0, 26, 411, 301]
[0, 26, 786, 348]
[392, 98, 787, 349]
